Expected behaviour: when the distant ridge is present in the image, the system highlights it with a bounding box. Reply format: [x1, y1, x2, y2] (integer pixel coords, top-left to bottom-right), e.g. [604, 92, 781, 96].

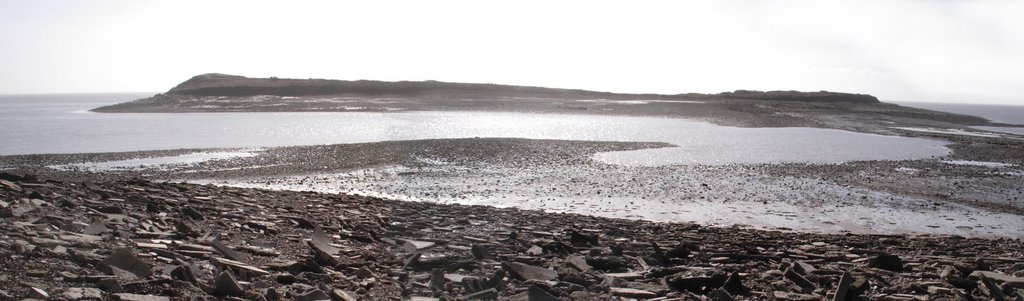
[162, 73, 879, 103]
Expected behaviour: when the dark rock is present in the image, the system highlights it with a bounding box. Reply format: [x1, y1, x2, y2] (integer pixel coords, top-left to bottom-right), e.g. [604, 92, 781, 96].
[869, 254, 903, 272]
[831, 271, 853, 301]
[849, 277, 870, 298]
[709, 288, 735, 301]
[471, 244, 491, 261]
[793, 261, 817, 275]
[98, 278, 124, 293]
[170, 265, 199, 285]
[182, 206, 204, 220]
[213, 270, 245, 297]
[666, 243, 697, 259]
[275, 273, 296, 284]
[721, 272, 750, 296]
[665, 268, 727, 293]
[429, 268, 445, 293]
[527, 285, 560, 301]
[978, 274, 1008, 301]
[569, 231, 598, 247]
[586, 256, 630, 271]
[784, 268, 816, 293]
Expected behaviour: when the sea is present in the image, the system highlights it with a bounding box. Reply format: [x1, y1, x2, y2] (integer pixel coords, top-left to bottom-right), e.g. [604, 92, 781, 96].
[0, 94, 962, 166]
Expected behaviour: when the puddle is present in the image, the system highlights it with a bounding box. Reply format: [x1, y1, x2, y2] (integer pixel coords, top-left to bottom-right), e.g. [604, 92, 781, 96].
[575, 99, 707, 105]
[942, 160, 1016, 168]
[973, 126, 1024, 136]
[893, 127, 1004, 138]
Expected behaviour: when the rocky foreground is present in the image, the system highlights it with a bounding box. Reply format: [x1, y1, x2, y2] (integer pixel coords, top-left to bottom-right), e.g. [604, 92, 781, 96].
[2, 172, 1023, 301]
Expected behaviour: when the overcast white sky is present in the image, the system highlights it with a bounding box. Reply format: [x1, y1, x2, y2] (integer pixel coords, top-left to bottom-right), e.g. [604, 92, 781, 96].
[0, 0, 1022, 104]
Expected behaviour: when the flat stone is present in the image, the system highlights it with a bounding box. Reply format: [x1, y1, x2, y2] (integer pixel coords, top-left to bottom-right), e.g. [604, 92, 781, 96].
[402, 240, 436, 253]
[211, 239, 248, 261]
[28, 287, 49, 299]
[135, 242, 167, 249]
[604, 272, 643, 280]
[60, 234, 103, 245]
[310, 227, 340, 256]
[210, 257, 270, 276]
[178, 243, 216, 252]
[773, 291, 820, 301]
[793, 261, 817, 275]
[84, 219, 110, 235]
[503, 262, 558, 281]
[26, 269, 48, 277]
[927, 286, 952, 295]
[238, 245, 280, 257]
[112, 293, 170, 301]
[610, 287, 657, 298]
[31, 237, 70, 247]
[566, 255, 591, 272]
[970, 271, 1024, 288]
[330, 289, 358, 301]
[62, 287, 103, 300]
[785, 268, 816, 292]
[465, 288, 498, 300]
[0, 179, 20, 192]
[100, 248, 152, 279]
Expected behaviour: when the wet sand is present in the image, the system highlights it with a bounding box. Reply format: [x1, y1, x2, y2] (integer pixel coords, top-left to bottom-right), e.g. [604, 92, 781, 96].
[5, 137, 1022, 238]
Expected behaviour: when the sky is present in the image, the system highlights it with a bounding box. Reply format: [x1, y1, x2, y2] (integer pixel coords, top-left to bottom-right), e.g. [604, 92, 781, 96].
[0, 0, 1022, 104]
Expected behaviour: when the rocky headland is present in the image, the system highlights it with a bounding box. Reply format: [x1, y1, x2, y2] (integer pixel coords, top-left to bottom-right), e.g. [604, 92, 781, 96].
[90, 74, 1015, 133]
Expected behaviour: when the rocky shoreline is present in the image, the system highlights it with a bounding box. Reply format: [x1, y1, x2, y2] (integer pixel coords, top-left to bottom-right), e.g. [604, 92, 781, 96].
[2, 172, 1023, 300]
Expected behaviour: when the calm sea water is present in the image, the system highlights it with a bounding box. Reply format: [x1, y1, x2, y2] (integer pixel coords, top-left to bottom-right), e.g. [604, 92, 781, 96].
[1, 94, 952, 165]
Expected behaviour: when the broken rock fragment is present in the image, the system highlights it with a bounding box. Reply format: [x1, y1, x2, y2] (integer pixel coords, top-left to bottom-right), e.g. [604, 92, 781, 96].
[503, 262, 558, 281]
[213, 270, 245, 297]
[99, 248, 152, 279]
